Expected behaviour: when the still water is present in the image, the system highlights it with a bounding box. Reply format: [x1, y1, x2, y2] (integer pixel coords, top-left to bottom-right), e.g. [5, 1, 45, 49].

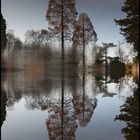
[1, 51, 139, 140]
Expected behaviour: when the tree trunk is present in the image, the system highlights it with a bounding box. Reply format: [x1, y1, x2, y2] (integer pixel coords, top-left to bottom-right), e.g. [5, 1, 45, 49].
[82, 19, 85, 120]
[82, 19, 85, 73]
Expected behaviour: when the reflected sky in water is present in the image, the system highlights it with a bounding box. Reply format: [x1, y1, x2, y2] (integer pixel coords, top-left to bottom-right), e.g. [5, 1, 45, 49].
[1, 48, 139, 140]
[1, 67, 138, 140]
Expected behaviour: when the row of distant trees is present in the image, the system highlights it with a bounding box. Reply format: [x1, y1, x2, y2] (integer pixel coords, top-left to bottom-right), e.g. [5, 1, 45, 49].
[1, 14, 23, 52]
[4, 29, 135, 64]
[6, 30, 23, 50]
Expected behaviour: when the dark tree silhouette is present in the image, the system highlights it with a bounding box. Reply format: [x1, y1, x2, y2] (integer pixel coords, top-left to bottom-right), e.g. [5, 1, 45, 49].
[1, 14, 7, 71]
[114, 0, 139, 53]
[1, 88, 7, 127]
[1, 13, 7, 52]
[114, 88, 139, 140]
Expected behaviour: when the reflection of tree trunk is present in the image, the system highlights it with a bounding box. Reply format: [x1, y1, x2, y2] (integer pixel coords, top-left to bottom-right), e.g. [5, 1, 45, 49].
[1, 87, 7, 127]
[105, 77, 107, 94]
[115, 87, 139, 139]
[82, 20, 85, 73]
[82, 19, 85, 122]
[105, 48, 108, 84]
[73, 47, 77, 73]
[82, 65, 85, 120]
[61, 1, 64, 139]
[61, 0, 64, 62]
[61, 59, 64, 140]
[105, 48, 108, 94]
[61, 81, 64, 140]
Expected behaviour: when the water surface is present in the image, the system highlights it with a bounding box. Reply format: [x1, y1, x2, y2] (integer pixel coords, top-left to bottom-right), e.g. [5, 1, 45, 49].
[1, 51, 139, 140]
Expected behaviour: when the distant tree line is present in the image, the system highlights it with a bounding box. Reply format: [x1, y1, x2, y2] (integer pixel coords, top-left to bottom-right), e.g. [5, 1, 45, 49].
[6, 30, 23, 51]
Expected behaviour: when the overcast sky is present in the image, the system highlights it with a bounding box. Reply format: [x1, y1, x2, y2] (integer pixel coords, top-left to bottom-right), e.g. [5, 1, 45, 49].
[1, 0, 125, 45]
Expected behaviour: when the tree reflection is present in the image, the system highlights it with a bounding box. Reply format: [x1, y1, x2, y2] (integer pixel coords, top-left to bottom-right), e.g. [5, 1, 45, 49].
[115, 76, 138, 99]
[1, 87, 7, 127]
[73, 93, 97, 127]
[1, 53, 138, 139]
[46, 95, 78, 140]
[114, 87, 139, 140]
[46, 72, 78, 140]
[72, 72, 98, 127]
[46, 50, 78, 140]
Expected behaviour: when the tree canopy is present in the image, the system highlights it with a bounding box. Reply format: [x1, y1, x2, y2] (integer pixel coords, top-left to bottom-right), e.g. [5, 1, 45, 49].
[114, 0, 139, 53]
[1, 13, 7, 51]
[6, 30, 23, 50]
[72, 13, 97, 69]
[25, 29, 50, 48]
[115, 88, 139, 140]
[46, 0, 78, 41]
[72, 13, 97, 48]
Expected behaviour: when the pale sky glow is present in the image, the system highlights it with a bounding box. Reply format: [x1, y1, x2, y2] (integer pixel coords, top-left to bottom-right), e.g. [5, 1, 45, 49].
[1, 0, 125, 45]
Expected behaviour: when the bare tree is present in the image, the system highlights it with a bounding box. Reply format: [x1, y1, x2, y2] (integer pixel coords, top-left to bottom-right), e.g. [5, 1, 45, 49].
[41, 29, 50, 45]
[47, 2, 78, 123]
[6, 30, 16, 50]
[46, 0, 78, 61]
[14, 38, 23, 50]
[72, 13, 97, 71]
[25, 30, 50, 48]
[25, 30, 40, 48]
